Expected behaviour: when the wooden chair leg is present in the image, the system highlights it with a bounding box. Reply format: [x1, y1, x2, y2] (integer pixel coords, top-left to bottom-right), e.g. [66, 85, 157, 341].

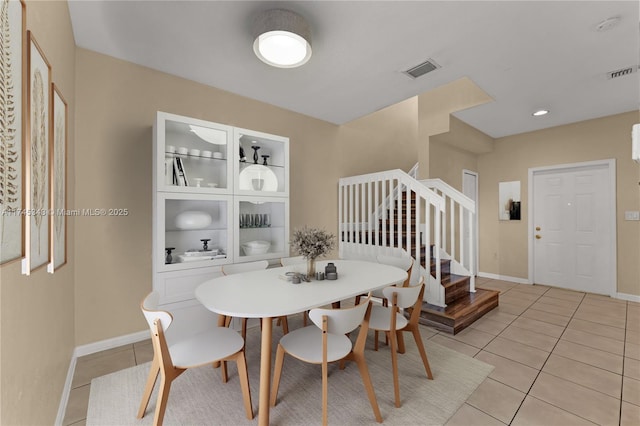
[374, 330, 379, 351]
[221, 361, 228, 383]
[352, 351, 383, 423]
[235, 352, 254, 420]
[137, 356, 160, 419]
[396, 329, 406, 354]
[270, 344, 286, 407]
[387, 329, 402, 407]
[153, 376, 172, 426]
[303, 311, 308, 326]
[410, 326, 433, 379]
[280, 316, 289, 334]
[383, 300, 389, 346]
[214, 315, 228, 369]
[241, 318, 248, 340]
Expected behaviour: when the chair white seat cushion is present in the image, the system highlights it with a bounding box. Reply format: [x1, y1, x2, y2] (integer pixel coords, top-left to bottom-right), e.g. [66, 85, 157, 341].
[279, 326, 353, 363]
[369, 306, 408, 332]
[371, 288, 385, 299]
[170, 327, 244, 368]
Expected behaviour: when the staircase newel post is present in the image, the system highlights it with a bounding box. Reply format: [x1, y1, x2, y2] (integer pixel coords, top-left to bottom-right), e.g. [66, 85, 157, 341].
[435, 202, 444, 307]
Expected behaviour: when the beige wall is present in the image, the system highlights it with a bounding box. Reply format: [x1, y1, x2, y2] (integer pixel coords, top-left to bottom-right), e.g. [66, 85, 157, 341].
[73, 49, 418, 345]
[0, 1, 76, 425]
[417, 77, 493, 179]
[429, 140, 479, 191]
[338, 96, 418, 177]
[476, 111, 640, 295]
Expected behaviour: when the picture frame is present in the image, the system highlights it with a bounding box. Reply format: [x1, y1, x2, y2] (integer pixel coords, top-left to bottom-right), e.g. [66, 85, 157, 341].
[48, 84, 66, 272]
[0, 0, 26, 265]
[498, 180, 521, 221]
[22, 31, 51, 274]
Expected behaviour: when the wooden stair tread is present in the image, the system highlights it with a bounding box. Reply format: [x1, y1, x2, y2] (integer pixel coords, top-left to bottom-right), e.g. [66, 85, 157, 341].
[418, 288, 500, 334]
[441, 273, 468, 288]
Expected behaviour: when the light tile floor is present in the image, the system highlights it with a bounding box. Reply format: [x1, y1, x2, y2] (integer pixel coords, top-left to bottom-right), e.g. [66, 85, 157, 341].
[64, 278, 640, 425]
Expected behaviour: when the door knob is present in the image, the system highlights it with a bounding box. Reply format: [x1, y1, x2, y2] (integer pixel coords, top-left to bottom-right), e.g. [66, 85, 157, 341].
[535, 235, 542, 239]
[535, 226, 541, 231]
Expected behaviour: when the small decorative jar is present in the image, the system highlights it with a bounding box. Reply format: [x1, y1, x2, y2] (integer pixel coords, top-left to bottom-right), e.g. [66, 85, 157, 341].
[325, 262, 337, 279]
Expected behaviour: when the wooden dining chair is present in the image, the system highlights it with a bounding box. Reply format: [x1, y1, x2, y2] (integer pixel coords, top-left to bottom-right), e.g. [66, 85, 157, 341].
[221, 260, 289, 338]
[138, 292, 253, 425]
[355, 254, 413, 307]
[270, 294, 382, 425]
[368, 277, 433, 407]
[376, 254, 413, 288]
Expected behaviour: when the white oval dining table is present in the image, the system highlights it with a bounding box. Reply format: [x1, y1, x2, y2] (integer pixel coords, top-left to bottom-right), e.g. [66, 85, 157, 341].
[195, 259, 407, 426]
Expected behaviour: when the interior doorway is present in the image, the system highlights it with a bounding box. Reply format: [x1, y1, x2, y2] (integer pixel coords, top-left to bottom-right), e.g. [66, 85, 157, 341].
[528, 159, 616, 296]
[462, 169, 478, 276]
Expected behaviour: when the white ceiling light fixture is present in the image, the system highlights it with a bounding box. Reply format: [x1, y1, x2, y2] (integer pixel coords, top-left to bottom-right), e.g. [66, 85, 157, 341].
[532, 109, 549, 117]
[252, 9, 312, 68]
[595, 16, 621, 32]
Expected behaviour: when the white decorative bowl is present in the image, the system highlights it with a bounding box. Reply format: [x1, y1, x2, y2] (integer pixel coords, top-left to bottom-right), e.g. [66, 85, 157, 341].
[241, 240, 271, 256]
[175, 211, 212, 230]
[238, 165, 278, 192]
[189, 125, 227, 145]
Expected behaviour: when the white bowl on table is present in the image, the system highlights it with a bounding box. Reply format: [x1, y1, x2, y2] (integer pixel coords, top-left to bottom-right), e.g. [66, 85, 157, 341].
[241, 240, 271, 256]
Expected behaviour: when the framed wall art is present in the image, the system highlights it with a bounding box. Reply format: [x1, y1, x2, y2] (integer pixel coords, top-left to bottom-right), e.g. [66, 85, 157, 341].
[48, 84, 66, 272]
[499, 180, 521, 221]
[22, 31, 51, 274]
[0, 0, 26, 265]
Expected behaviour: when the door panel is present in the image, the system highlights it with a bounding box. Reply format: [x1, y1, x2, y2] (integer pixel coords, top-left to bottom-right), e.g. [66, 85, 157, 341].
[533, 164, 611, 294]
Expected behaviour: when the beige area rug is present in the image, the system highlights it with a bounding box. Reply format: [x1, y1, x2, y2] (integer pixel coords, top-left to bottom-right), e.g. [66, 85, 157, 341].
[87, 318, 493, 425]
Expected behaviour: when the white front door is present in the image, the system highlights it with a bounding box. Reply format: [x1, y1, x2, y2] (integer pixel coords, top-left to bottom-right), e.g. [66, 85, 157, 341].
[462, 170, 478, 275]
[531, 161, 615, 295]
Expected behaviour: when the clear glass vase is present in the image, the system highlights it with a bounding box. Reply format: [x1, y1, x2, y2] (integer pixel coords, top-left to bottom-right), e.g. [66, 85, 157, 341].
[307, 257, 316, 279]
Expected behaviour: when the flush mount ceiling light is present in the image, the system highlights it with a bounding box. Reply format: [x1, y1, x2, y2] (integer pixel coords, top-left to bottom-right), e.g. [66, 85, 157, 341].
[532, 109, 549, 117]
[252, 9, 312, 68]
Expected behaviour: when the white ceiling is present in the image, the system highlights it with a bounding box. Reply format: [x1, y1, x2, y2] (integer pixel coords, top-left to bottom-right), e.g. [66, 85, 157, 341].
[68, 0, 639, 138]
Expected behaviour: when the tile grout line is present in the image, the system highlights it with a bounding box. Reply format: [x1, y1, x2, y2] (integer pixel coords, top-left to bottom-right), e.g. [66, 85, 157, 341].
[503, 285, 554, 425]
[507, 290, 625, 426]
[619, 301, 628, 426]
[465, 284, 551, 425]
[471, 285, 627, 425]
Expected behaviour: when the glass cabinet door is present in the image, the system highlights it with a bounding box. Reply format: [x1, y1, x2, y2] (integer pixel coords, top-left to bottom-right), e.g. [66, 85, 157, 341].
[156, 113, 233, 193]
[234, 197, 289, 261]
[159, 193, 232, 272]
[233, 128, 289, 197]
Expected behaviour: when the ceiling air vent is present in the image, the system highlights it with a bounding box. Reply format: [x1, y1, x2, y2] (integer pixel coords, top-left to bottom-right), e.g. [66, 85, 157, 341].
[606, 65, 638, 80]
[403, 58, 441, 79]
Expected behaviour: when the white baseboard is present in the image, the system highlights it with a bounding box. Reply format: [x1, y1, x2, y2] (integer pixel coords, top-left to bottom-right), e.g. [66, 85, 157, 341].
[74, 330, 149, 358]
[477, 271, 531, 285]
[478, 272, 640, 303]
[55, 354, 77, 426]
[616, 292, 640, 303]
[56, 330, 149, 425]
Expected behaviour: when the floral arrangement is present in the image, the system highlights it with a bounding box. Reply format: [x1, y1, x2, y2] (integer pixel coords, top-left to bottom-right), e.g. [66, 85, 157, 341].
[291, 226, 336, 259]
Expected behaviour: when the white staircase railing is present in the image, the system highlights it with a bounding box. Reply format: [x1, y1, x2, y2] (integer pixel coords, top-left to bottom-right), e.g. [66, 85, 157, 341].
[339, 169, 448, 306]
[421, 178, 476, 293]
